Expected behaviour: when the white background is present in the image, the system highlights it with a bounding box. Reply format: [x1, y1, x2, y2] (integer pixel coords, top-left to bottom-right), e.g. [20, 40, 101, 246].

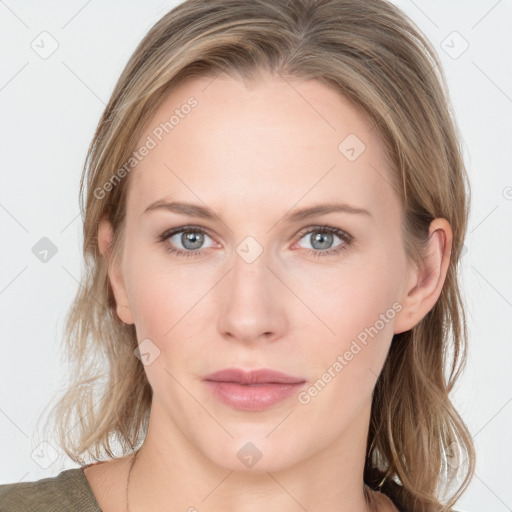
[0, 1, 511, 511]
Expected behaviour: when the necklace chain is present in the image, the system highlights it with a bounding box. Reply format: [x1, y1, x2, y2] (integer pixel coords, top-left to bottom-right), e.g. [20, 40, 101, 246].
[126, 449, 140, 512]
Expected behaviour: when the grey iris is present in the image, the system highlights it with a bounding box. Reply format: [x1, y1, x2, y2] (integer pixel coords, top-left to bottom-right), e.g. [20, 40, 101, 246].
[311, 232, 333, 250]
[182, 231, 204, 250]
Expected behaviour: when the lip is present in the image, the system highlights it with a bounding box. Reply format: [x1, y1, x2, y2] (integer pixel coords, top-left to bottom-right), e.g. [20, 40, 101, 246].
[203, 368, 306, 411]
[204, 368, 305, 385]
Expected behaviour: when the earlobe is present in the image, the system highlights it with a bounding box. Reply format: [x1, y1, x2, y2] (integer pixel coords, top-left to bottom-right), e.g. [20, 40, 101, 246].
[393, 218, 453, 335]
[97, 217, 135, 325]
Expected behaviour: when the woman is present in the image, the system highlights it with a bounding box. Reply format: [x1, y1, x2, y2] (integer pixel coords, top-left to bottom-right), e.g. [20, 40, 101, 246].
[0, 0, 475, 511]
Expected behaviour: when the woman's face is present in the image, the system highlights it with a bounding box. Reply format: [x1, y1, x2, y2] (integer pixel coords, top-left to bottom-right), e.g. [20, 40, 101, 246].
[104, 73, 418, 472]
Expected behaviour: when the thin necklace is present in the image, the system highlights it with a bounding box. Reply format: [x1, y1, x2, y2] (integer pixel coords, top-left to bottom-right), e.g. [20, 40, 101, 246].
[126, 450, 140, 512]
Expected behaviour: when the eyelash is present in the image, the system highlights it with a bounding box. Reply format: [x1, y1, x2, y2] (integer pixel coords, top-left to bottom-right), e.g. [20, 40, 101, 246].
[158, 225, 353, 259]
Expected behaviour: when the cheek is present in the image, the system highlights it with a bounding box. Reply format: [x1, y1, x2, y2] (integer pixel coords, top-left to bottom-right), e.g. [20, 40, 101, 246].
[294, 252, 403, 339]
[295, 276, 400, 424]
[291, 246, 404, 382]
[124, 248, 216, 368]
[125, 268, 203, 396]
[124, 238, 203, 327]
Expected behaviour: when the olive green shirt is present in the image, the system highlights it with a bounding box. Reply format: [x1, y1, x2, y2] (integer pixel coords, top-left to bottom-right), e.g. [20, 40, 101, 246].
[0, 467, 415, 512]
[0, 468, 102, 512]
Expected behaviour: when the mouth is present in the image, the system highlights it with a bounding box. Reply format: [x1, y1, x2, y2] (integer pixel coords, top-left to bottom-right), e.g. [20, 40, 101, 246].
[202, 367, 306, 411]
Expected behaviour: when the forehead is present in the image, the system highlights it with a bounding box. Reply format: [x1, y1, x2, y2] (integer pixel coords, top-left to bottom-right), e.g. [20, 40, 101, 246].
[127, 73, 399, 222]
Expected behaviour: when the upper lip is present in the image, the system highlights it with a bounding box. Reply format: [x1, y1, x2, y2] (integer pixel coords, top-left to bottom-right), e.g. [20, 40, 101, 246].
[203, 368, 305, 385]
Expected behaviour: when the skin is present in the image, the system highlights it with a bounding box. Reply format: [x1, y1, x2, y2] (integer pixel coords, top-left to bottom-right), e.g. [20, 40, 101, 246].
[87, 72, 452, 512]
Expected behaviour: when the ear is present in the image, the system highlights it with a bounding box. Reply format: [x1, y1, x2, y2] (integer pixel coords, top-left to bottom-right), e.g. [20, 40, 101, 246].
[393, 218, 452, 334]
[97, 217, 135, 325]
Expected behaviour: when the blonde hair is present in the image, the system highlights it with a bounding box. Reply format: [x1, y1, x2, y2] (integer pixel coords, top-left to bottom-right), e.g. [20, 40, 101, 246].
[42, 0, 475, 510]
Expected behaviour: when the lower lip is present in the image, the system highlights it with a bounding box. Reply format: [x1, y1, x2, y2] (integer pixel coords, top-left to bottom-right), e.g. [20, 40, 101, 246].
[204, 380, 306, 411]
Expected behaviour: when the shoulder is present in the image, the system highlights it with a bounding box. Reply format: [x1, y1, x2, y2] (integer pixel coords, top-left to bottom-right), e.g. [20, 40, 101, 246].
[0, 468, 102, 512]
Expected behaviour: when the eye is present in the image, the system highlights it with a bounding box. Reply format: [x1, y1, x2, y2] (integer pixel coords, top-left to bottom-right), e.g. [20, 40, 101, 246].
[159, 225, 353, 259]
[295, 226, 352, 258]
[158, 226, 216, 258]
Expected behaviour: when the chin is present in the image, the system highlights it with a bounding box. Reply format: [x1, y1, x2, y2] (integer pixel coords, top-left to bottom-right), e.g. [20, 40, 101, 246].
[199, 433, 304, 473]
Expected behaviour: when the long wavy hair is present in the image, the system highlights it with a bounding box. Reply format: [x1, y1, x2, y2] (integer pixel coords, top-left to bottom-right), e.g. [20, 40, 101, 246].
[41, 0, 475, 510]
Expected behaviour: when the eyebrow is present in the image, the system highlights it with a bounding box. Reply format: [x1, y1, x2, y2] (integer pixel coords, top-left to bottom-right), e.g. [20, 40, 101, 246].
[142, 200, 372, 222]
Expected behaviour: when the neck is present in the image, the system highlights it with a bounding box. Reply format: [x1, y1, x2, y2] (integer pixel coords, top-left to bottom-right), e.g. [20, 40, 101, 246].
[126, 398, 377, 512]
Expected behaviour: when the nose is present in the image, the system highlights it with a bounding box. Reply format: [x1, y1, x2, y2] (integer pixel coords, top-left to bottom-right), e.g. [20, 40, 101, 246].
[216, 249, 288, 344]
